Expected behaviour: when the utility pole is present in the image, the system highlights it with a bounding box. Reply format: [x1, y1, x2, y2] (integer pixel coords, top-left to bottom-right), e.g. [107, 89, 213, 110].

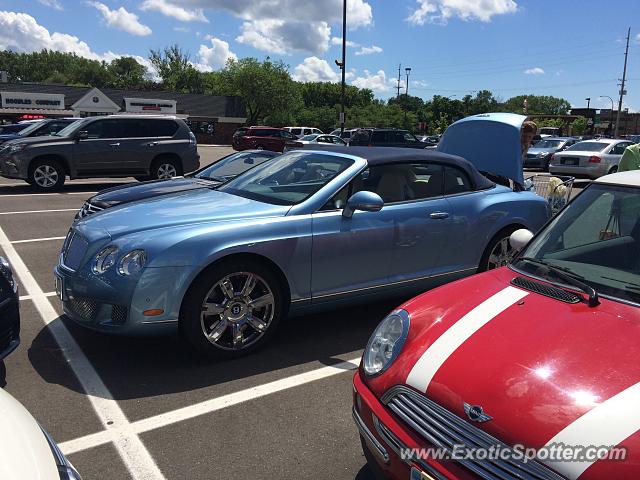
[585, 97, 590, 109]
[396, 64, 402, 98]
[615, 27, 630, 138]
[339, 0, 347, 135]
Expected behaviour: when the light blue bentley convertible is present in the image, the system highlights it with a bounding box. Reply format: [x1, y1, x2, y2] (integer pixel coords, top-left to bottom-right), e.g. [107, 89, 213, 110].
[55, 113, 550, 357]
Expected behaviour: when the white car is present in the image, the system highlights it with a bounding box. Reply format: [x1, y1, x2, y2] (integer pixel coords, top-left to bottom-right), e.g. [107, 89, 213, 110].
[549, 138, 634, 179]
[297, 133, 347, 146]
[0, 388, 81, 479]
[283, 126, 323, 138]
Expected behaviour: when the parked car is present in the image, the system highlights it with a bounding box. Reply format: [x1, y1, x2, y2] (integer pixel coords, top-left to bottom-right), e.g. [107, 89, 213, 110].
[349, 128, 426, 148]
[283, 127, 323, 138]
[417, 134, 440, 146]
[0, 123, 32, 136]
[353, 168, 640, 480]
[329, 128, 360, 143]
[75, 150, 279, 220]
[55, 117, 549, 358]
[232, 126, 300, 152]
[0, 118, 78, 145]
[0, 115, 200, 190]
[0, 256, 19, 361]
[549, 138, 633, 179]
[295, 134, 347, 146]
[539, 126, 562, 137]
[0, 387, 81, 479]
[622, 134, 640, 143]
[524, 136, 578, 170]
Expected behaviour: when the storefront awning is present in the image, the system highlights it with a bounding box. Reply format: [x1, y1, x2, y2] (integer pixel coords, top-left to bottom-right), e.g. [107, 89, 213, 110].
[0, 108, 76, 116]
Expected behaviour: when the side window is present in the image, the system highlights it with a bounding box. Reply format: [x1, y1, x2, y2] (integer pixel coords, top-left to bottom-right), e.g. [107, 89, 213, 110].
[291, 128, 301, 136]
[367, 163, 444, 203]
[371, 131, 387, 143]
[303, 128, 312, 135]
[118, 119, 149, 138]
[443, 166, 472, 195]
[83, 120, 110, 139]
[317, 136, 331, 144]
[149, 120, 178, 137]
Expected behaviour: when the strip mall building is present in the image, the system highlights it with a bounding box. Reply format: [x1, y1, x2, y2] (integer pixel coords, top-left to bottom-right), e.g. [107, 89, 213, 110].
[0, 83, 246, 144]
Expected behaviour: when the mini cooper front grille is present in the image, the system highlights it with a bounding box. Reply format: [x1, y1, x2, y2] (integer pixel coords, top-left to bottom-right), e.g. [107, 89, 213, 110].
[77, 201, 104, 219]
[382, 386, 564, 480]
[511, 276, 581, 304]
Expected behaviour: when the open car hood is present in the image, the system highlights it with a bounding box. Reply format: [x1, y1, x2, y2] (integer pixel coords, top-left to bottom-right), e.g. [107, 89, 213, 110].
[437, 113, 527, 185]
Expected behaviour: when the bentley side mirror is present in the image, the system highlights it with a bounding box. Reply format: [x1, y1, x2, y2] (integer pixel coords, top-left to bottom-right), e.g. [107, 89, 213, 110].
[509, 229, 534, 252]
[343, 191, 384, 218]
[76, 130, 89, 141]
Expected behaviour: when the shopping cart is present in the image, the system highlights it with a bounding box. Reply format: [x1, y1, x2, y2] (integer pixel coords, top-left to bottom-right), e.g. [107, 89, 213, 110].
[525, 174, 575, 215]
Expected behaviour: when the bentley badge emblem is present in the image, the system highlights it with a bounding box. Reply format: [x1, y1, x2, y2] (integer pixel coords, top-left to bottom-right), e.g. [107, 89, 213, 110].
[463, 403, 492, 423]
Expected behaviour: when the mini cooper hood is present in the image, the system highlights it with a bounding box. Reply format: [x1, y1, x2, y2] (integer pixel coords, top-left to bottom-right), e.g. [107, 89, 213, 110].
[373, 268, 640, 466]
[77, 188, 290, 237]
[437, 113, 527, 185]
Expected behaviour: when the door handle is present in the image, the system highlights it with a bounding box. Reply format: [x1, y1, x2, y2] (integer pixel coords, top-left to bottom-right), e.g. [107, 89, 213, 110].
[109, 142, 120, 147]
[147, 142, 158, 147]
[429, 212, 450, 219]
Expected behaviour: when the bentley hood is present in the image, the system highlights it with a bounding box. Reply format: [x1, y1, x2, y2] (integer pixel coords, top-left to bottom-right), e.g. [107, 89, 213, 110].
[369, 267, 640, 478]
[76, 188, 290, 237]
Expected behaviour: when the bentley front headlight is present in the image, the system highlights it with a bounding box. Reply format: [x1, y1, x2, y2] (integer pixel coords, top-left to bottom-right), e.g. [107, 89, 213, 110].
[363, 309, 410, 377]
[92, 246, 118, 274]
[118, 250, 146, 276]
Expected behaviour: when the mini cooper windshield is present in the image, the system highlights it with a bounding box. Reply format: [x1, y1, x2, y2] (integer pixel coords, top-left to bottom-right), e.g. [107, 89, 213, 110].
[218, 151, 354, 205]
[514, 183, 640, 305]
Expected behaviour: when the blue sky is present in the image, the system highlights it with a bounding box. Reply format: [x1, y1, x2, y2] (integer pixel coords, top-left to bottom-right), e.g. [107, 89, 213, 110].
[0, 0, 638, 111]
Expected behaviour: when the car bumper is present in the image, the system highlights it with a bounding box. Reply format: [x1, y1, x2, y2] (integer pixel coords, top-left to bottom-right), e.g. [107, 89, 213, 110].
[54, 262, 183, 336]
[523, 157, 548, 168]
[549, 163, 609, 179]
[352, 371, 460, 480]
[0, 294, 20, 361]
[0, 154, 27, 180]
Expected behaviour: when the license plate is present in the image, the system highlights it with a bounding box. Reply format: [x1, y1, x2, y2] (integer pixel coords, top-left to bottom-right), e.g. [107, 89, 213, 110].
[563, 157, 578, 165]
[55, 273, 66, 301]
[410, 467, 437, 480]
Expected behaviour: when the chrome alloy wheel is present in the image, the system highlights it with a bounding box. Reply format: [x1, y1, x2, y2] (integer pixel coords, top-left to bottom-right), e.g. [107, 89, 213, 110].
[200, 272, 275, 350]
[157, 163, 177, 179]
[33, 165, 59, 188]
[486, 236, 514, 270]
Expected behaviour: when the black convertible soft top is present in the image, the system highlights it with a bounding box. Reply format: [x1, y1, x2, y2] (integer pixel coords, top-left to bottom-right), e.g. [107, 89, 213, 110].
[301, 145, 495, 191]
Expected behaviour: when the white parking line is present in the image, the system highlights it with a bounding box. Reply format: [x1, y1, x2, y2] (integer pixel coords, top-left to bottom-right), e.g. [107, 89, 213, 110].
[19, 291, 56, 301]
[0, 226, 166, 480]
[12, 236, 66, 244]
[0, 192, 95, 198]
[59, 356, 360, 455]
[0, 208, 78, 215]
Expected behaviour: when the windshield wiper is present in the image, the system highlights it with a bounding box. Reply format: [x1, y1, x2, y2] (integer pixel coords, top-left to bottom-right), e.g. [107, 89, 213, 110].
[517, 257, 600, 307]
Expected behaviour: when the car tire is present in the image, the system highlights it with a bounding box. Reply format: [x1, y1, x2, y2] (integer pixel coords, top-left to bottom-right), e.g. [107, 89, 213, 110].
[150, 157, 182, 180]
[180, 259, 285, 358]
[28, 158, 66, 191]
[134, 176, 150, 182]
[478, 226, 520, 272]
[609, 165, 618, 174]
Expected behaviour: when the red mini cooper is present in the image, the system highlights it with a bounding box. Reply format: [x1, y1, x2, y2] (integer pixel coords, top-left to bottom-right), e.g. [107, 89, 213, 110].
[353, 170, 640, 479]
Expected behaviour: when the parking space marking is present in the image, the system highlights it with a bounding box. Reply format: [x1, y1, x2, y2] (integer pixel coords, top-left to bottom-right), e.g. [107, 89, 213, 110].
[0, 192, 95, 198]
[19, 291, 56, 301]
[59, 356, 360, 455]
[12, 236, 66, 244]
[0, 226, 166, 480]
[0, 208, 78, 215]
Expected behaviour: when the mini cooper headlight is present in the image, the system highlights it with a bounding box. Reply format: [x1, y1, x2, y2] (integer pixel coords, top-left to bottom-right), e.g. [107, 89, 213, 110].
[363, 309, 410, 377]
[118, 250, 146, 276]
[92, 246, 118, 274]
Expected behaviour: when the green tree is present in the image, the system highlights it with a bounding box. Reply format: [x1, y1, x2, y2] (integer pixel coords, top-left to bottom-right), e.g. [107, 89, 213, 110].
[570, 116, 588, 135]
[149, 45, 203, 93]
[108, 57, 147, 89]
[502, 95, 571, 115]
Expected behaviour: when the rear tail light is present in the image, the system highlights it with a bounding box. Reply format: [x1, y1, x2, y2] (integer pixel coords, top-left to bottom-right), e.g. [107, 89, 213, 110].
[589, 156, 601, 163]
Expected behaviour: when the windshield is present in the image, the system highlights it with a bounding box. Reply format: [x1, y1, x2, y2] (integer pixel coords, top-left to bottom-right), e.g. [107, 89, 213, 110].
[218, 151, 353, 206]
[565, 141, 608, 152]
[301, 134, 320, 141]
[55, 119, 89, 137]
[17, 121, 46, 136]
[514, 183, 640, 305]
[533, 140, 563, 148]
[194, 152, 275, 181]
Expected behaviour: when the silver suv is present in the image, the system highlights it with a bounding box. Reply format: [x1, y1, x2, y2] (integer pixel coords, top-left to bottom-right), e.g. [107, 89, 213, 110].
[0, 115, 200, 190]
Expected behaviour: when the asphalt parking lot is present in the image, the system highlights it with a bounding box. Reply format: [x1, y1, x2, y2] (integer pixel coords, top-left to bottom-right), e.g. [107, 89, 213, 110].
[0, 146, 398, 480]
[0, 147, 588, 480]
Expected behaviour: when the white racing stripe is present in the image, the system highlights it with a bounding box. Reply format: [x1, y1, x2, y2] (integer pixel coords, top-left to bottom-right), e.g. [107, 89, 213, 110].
[0, 226, 166, 480]
[542, 381, 640, 479]
[406, 286, 528, 392]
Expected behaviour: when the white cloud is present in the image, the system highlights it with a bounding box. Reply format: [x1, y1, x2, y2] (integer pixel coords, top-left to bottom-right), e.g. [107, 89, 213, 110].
[524, 67, 545, 75]
[351, 69, 392, 93]
[292, 56, 340, 82]
[355, 45, 382, 56]
[38, 0, 63, 10]
[237, 19, 330, 55]
[194, 37, 237, 71]
[173, 26, 190, 32]
[413, 79, 429, 87]
[140, 0, 208, 23]
[89, 2, 152, 36]
[408, 0, 517, 25]
[331, 37, 359, 48]
[0, 11, 157, 78]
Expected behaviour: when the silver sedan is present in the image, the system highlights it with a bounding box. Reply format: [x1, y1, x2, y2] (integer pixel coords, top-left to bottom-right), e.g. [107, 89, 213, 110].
[297, 134, 347, 146]
[549, 139, 634, 179]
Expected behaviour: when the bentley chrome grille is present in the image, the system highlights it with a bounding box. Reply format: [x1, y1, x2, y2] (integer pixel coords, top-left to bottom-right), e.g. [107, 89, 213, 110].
[381, 386, 564, 480]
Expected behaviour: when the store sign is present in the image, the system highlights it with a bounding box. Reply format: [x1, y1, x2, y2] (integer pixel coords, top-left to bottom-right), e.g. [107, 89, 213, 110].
[124, 98, 176, 114]
[1, 91, 65, 110]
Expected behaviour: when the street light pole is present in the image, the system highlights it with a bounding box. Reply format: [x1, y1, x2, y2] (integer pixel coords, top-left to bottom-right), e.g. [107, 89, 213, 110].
[404, 67, 411, 125]
[585, 97, 590, 109]
[339, 0, 347, 135]
[599, 95, 615, 135]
